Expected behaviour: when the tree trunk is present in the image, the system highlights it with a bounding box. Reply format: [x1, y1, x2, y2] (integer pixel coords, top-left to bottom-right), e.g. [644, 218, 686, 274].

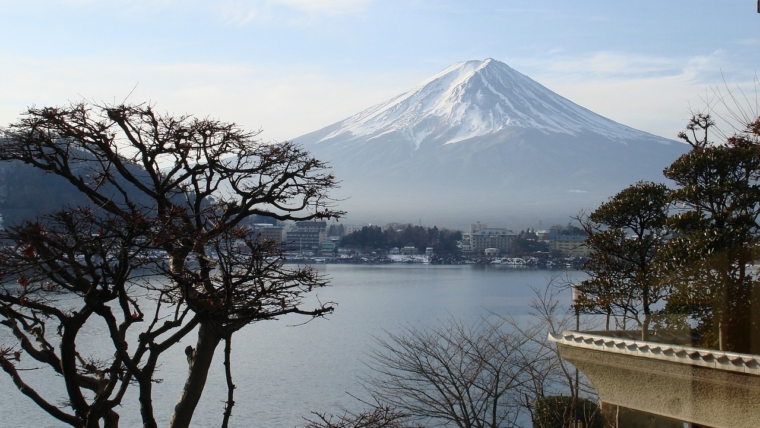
[102, 410, 119, 428]
[641, 314, 651, 341]
[605, 307, 610, 331]
[138, 367, 158, 428]
[641, 288, 651, 341]
[169, 322, 222, 428]
[718, 319, 726, 352]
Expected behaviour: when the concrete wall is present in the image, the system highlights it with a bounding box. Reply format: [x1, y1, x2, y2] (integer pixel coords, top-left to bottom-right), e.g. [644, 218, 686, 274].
[551, 331, 760, 428]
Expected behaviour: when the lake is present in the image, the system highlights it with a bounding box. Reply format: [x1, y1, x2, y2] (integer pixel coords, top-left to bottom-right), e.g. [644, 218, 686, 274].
[0, 264, 586, 427]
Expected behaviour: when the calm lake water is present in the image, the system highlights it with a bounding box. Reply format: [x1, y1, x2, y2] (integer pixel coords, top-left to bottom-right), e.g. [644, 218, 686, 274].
[1, 264, 586, 427]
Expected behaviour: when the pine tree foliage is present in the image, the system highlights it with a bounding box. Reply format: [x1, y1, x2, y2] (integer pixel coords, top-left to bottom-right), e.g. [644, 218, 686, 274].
[663, 115, 760, 352]
[580, 111, 760, 353]
[578, 181, 670, 339]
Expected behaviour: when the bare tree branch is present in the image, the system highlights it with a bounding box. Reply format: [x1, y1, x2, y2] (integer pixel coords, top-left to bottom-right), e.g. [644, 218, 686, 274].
[0, 101, 343, 427]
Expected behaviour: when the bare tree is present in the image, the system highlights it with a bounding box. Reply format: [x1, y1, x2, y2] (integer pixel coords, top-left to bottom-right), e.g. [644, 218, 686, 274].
[502, 278, 601, 427]
[0, 102, 342, 427]
[303, 403, 417, 428]
[306, 277, 601, 428]
[363, 318, 531, 428]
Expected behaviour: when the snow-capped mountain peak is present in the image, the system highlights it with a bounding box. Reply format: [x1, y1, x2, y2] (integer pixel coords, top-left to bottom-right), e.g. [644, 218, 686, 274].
[318, 58, 656, 149]
[295, 58, 687, 228]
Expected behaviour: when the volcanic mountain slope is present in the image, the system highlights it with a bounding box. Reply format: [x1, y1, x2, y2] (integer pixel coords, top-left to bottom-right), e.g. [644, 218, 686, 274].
[293, 58, 689, 228]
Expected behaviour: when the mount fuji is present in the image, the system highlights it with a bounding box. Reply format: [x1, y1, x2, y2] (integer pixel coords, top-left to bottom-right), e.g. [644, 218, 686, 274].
[293, 58, 688, 228]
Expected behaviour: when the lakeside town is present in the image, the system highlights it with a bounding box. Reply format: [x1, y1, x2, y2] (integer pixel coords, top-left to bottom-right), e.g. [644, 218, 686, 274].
[248, 217, 590, 268]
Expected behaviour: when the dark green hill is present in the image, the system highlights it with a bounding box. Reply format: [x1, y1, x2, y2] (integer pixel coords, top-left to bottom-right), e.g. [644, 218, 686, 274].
[0, 153, 160, 228]
[0, 160, 93, 227]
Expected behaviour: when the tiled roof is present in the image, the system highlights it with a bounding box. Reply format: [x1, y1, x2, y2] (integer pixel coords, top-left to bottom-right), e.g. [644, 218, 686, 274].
[549, 330, 760, 375]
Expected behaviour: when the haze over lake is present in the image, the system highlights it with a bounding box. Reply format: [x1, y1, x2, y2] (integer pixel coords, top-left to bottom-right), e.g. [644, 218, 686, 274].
[1, 264, 586, 427]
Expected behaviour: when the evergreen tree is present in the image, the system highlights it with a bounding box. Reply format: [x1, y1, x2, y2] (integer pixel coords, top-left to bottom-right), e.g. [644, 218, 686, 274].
[663, 115, 760, 352]
[579, 181, 670, 338]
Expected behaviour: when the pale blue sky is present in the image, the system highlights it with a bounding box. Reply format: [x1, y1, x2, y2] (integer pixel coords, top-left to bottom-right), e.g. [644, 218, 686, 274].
[0, 0, 758, 142]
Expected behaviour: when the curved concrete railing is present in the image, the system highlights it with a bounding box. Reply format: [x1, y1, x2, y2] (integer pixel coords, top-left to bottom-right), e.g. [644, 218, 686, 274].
[549, 330, 760, 427]
[548, 330, 760, 375]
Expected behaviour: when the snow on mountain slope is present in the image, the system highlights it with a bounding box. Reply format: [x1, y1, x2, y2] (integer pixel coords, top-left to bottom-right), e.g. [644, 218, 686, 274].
[294, 59, 689, 229]
[317, 58, 661, 149]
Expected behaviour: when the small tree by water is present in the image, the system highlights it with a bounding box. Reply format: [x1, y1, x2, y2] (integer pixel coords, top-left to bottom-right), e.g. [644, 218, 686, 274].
[577, 181, 671, 340]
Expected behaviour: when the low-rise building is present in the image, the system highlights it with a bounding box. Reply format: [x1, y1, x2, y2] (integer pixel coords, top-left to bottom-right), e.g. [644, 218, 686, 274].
[471, 228, 516, 255]
[548, 226, 589, 256]
[400, 246, 418, 255]
[459, 233, 472, 253]
[320, 239, 336, 254]
[251, 224, 284, 245]
[549, 236, 589, 257]
[285, 221, 327, 252]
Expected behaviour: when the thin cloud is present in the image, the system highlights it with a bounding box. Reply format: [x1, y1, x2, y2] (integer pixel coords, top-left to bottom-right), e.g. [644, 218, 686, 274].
[539, 51, 714, 79]
[0, 55, 406, 142]
[215, 0, 373, 26]
[2, 0, 371, 23]
[0, 46, 752, 146]
[273, 0, 373, 14]
[218, 1, 269, 26]
[515, 50, 755, 140]
[4, 0, 174, 10]
[735, 38, 760, 46]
